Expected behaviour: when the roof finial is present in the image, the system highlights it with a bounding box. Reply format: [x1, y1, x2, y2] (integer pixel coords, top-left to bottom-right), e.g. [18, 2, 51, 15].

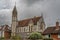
[41, 12, 43, 17]
[15, 2, 16, 6]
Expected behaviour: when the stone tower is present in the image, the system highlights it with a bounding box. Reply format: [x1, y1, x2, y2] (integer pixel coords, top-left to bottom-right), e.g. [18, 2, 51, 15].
[11, 4, 17, 36]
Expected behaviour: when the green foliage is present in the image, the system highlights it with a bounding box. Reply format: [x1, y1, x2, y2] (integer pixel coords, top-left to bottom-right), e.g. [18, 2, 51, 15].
[0, 37, 5, 40]
[11, 35, 21, 40]
[28, 32, 43, 40]
[0, 37, 5, 39]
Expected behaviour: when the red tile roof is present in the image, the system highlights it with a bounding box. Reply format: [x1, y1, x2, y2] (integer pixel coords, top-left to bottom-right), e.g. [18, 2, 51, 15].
[42, 26, 60, 35]
[18, 16, 42, 27]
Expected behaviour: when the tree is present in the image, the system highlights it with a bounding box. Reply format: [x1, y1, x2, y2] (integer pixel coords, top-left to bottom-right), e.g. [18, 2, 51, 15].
[28, 32, 43, 40]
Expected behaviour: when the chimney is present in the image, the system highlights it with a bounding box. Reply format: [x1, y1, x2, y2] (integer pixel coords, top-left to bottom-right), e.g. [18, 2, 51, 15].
[56, 21, 59, 29]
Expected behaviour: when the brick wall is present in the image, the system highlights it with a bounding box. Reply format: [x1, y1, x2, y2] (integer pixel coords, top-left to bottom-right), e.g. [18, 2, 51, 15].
[51, 34, 60, 40]
[4, 31, 11, 39]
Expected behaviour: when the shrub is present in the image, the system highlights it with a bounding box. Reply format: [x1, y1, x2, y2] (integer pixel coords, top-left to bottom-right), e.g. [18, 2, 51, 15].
[0, 37, 5, 40]
[28, 32, 43, 40]
[11, 35, 21, 40]
[0, 37, 5, 39]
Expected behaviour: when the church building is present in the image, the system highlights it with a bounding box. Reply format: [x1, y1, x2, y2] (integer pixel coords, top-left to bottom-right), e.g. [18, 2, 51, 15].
[11, 5, 46, 38]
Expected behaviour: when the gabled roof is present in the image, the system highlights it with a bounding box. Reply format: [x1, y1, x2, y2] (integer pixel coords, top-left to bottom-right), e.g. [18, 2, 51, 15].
[0, 25, 11, 32]
[18, 16, 42, 27]
[42, 26, 60, 35]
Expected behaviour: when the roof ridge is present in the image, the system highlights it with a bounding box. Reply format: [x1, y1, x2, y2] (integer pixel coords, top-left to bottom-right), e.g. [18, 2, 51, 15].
[18, 16, 41, 22]
[18, 16, 42, 27]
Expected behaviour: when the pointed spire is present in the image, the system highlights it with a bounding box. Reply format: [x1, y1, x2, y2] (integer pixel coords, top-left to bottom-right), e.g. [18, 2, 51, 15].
[14, 2, 16, 8]
[15, 2, 16, 6]
[13, 2, 17, 10]
[13, 2, 16, 11]
[12, 2, 17, 17]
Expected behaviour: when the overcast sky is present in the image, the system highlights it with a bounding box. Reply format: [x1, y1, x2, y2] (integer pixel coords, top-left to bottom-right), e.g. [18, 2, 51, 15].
[0, 0, 60, 27]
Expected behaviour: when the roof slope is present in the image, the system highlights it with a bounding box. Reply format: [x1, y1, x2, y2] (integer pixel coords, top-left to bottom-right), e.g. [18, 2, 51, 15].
[0, 25, 11, 32]
[43, 26, 60, 35]
[18, 16, 42, 27]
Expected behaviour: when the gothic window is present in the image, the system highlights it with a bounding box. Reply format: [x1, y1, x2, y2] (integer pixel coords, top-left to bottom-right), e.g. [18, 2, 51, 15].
[19, 28, 20, 32]
[31, 25, 33, 32]
[24, 28, 25, 32]
[17, 29, 19, 33]
[40, 23, 43, 30]
[29, 25, 33, 32]
[26, 27, 29, 32]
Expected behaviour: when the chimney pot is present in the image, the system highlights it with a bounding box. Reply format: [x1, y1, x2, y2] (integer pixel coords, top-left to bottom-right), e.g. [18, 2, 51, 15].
[56, 21, 59, 26]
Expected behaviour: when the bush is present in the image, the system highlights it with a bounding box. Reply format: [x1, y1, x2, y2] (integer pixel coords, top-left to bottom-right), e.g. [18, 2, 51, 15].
[0, 37, 5, 40]
[28, 32, 43, 40]
[11, 35, 21, 40]
[0, 37, 5, 39]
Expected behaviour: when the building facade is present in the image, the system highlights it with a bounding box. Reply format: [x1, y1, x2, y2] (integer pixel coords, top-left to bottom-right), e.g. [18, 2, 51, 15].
[0, 25, 11, 38]
[11, 5, 45, 38]
[43, 21, 60, 40]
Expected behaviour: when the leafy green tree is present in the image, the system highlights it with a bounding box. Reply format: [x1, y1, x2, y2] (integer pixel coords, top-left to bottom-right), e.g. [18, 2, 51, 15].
[28, 32, 43, 40]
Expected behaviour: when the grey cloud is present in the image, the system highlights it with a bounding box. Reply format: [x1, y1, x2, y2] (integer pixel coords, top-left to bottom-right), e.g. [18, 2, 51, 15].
[19, 0, 44, 6]
[0, 0, 60, 27]
[0, 0, 12, 9]
[26, 0, 44, 6]
[0, 9, 12, 26]
[18, 0, 60, 27]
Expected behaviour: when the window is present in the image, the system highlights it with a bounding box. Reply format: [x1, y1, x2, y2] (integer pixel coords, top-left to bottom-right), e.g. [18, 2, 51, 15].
[24, 28, 25, 32]
[58, 35, 60, 38]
